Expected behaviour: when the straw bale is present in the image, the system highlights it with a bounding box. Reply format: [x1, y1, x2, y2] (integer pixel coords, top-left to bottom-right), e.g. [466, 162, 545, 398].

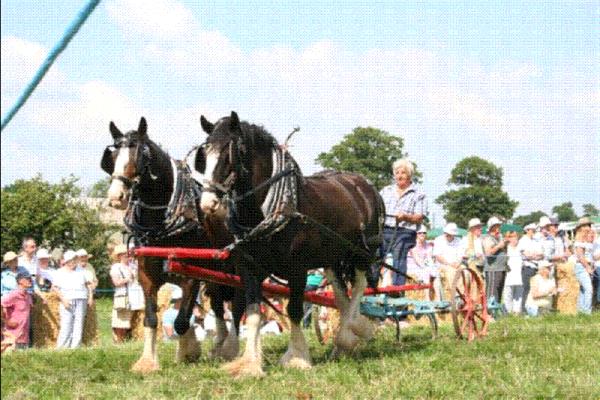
[131, 310, 145, 340]
[32, 292, 98, 348]
[554, 261, 579, 315]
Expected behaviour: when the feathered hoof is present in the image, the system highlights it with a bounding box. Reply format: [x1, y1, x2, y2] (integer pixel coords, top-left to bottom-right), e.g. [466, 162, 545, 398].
[219, 335, 240, 361]
[349, 315, 375, 341]
[222, 357, 265, 378]
[334, 325, 360, 352]
[131, 357, 160, 374]
[279, 350, 312, 370]
[176, 339, 201, 364]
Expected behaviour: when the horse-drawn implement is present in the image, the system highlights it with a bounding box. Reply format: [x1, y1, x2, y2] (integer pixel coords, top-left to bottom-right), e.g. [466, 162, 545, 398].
[135, 245, 493, 342]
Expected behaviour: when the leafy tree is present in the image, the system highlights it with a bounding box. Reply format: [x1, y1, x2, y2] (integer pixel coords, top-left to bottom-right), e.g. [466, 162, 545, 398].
[315, 126, 421, 190]
[1, 175, 119, 289]
[87, 177, 110, 198]
[552, 202, 578, 222]
[513, 211, 547, 228]
[582, 203, 599, 217]
[436, 156, 518, 228]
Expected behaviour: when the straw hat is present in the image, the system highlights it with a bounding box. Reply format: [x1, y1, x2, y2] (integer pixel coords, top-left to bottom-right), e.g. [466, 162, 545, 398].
[36, 248, 51, 259]
[3, 251, 18, 263]
[76, 248, 93, 259]
[443, 223, 458, 236]
[113, 244, 128, 256]
[574, 217, 592, 232]
[487, 216, 502, 228]
[468, 218, 482, 229]
[537, 260, 552, 269]
[63, 250, 77, 263]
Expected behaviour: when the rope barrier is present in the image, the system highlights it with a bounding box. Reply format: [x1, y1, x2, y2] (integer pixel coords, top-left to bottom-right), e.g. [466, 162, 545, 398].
[0, 0, 101, 132]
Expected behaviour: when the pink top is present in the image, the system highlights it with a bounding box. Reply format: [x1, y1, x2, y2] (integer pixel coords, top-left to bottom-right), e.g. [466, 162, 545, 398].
[1, 289, 33, 344]
[407, 242, 432, 270]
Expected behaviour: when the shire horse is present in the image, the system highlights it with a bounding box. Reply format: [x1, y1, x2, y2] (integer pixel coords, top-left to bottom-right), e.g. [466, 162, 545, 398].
[101, 117, 243, 373]
[196, 112, 384, 377]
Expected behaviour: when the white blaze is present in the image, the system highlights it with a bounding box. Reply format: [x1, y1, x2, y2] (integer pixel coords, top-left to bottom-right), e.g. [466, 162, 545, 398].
[200, 146, 221, 213]
[107, 147, 130, 203]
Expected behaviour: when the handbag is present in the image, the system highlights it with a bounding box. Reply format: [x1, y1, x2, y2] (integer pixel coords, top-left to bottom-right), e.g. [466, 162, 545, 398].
[113, 266, 130, 311]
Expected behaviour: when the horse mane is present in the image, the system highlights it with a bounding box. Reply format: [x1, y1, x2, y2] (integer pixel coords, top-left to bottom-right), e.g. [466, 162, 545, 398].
[240, 121, 278, 154]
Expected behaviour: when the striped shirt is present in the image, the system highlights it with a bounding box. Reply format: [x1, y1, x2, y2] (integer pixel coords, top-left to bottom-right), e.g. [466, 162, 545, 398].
[380, 182, 428, 231]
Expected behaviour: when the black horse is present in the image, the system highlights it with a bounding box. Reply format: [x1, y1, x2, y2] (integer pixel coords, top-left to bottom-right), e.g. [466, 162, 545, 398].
[196, 112, 384, 377]
[101, 117, 243, 372]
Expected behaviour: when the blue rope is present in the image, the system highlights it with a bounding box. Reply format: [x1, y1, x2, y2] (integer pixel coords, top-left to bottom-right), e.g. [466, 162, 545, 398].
[0, 0, 101, 132]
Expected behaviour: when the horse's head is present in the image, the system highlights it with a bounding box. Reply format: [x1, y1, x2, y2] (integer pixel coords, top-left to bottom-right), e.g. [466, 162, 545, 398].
[100, 117, 154, 209]
[196, 111, 276, 216]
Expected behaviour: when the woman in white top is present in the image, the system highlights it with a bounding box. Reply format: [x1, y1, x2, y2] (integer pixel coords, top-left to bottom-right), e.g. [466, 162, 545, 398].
[503, 231, 523, 314]
[525, 260, 559, 317]
[573, 218, 594, 314]
[53, 250, 94, 349]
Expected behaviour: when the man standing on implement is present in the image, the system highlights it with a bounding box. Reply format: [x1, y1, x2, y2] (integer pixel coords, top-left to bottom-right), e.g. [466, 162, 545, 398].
[379, 159, 428, 286]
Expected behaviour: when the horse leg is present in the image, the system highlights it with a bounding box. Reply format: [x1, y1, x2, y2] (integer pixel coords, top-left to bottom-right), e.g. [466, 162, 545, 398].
[280, 279, 312, 369]
[219, 287, 244, 361]
[131, 257, 161, 373]
[207, 284, 228, 359]
[222, 269, 264, 378]
[347, 269, 374, 341]
[325, 268, 360, 355]
[174, 279, 201, 363]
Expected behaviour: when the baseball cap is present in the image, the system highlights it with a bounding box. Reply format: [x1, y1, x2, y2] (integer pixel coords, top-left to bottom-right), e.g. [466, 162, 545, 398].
[538, 216, 552, 228]
[524, 223, 537, 232]
[16, 271, 32, 281]
[487, 217, 502, 228]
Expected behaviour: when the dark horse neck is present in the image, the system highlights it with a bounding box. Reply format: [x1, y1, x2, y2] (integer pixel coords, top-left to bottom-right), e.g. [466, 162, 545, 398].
[135, 141, 174, 226]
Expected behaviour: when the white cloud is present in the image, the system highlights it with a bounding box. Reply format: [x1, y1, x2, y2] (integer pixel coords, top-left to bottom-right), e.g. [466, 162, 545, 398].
[105, 0, 196, 40]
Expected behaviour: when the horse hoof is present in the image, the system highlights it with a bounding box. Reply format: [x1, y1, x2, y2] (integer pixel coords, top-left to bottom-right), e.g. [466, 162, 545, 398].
[349, 315, 375, 340]
[131, 357, 160, 373]
[222, 357, 265, 378]
[335, 326, 360, 352]
[280, 355, 312, 370]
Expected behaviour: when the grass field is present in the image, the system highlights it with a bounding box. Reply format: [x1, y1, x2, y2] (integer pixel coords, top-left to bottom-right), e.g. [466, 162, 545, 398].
[2, 298, 599, 400]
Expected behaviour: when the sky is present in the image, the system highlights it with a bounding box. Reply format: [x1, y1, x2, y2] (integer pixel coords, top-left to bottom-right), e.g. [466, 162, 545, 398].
[1, 0, 599, 225]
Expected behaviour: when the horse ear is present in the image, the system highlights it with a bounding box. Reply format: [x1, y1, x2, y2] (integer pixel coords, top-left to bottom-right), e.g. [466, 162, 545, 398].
[229, 111, 240, 133]
[109, 121, 123, 141]
[101, 147, 114, 174]
[138, 117, 147, 138]
[200, 115, 214, 134]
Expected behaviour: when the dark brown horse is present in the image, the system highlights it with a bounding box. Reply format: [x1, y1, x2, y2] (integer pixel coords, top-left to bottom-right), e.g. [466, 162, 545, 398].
[101, 117, 243, 372]
[196, 112, 384, 377]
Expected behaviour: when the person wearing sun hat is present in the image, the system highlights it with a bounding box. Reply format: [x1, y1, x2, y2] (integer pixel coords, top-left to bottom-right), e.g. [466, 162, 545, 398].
[573, 217, 594, 314]
[483, 217, 508, 303]
[76, 249, 98, 291]
[1, 252, 31, 297]
[433, 223, 463, 301]
[524, 260, 561, 316]
[518, 222, 545, 313]
[461, 218, 486, 274]
[52, 250, 94, 349]
[539, 216, 569, 268]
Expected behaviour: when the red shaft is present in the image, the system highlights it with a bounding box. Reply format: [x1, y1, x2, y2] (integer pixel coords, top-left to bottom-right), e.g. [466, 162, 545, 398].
[134, 247, 230, 260]
[168, 262, 431, 309]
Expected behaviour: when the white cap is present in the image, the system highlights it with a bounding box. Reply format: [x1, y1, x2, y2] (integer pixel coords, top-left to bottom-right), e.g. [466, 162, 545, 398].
[444, 223, 458, 236]
[63, 250, 77, 263]
[524, 223, 537, 232]
[487, 217, 502, 228]
[538, 260, 552, 269]
[538, 216, 552, 228]
[170, 285, 183, 301]
[76, 248, 92, 258]
[36, 248, 51, 259]
[468, 218, 482, 229]
[417, 226, 427, 234]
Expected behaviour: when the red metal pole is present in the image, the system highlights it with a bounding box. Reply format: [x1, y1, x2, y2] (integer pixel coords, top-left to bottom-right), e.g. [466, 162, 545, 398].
[168, 262, 431, 309]
[134, 247, 230, 260]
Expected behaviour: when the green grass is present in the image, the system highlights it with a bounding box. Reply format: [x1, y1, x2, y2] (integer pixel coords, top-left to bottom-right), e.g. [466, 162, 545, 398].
[2, 298, 599, 399]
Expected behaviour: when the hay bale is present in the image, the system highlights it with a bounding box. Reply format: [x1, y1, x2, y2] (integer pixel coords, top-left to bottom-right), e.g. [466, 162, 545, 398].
[32, 292, 99, 348]
[82, 301, 98, 346]
[555, 261, 578, 315]
[130, 310, 145, 340]
[32, 292, 60, 348]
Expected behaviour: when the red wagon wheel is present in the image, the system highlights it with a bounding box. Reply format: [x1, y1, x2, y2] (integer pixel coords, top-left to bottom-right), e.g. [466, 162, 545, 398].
[450, 267, 490, 341]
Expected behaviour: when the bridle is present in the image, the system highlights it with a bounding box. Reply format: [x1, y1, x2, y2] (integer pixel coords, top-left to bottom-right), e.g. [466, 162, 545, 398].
[199, 137, 248, 199]
[103, 136, 154, 193]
